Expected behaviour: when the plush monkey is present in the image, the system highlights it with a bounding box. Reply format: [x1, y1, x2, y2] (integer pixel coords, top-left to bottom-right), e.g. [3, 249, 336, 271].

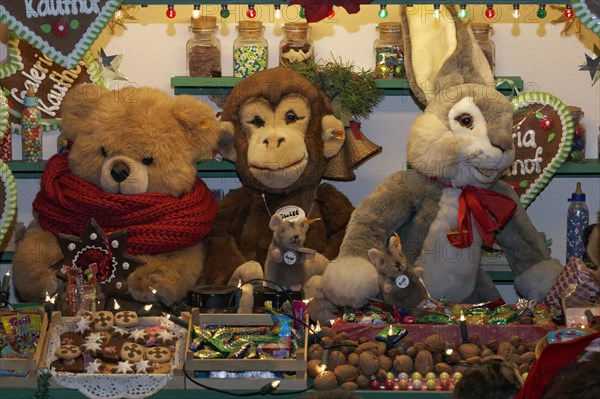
[202, 67, 355, 287]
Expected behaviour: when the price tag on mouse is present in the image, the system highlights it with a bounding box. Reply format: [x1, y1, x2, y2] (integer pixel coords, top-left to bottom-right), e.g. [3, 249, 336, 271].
[395, 275, 410, 289]
[276, 205, 306, 222]
[283, 251, 297, 265]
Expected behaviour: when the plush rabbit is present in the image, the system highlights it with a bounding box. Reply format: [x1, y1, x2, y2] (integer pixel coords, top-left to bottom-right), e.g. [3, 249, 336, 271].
[367, 235, 429, 308]
[305, 5, 564, 318]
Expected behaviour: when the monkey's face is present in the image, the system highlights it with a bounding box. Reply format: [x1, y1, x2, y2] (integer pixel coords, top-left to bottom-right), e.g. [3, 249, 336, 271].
[240, 94, 311, 189]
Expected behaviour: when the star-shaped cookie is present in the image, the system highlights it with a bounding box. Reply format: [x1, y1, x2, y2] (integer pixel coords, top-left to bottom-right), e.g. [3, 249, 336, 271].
[134, 359, 152, 374]
[113, 360, 134, 374]
[85, 359, 102, 374]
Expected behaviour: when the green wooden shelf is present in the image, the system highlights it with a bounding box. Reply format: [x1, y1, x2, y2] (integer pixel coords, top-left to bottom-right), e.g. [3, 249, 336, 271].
[6, 160, 238, 180]
[0, 252, 14, 263]
[124, 1, 569, 5]
[555, 159, 600, 177]
[171, 76, 523, 96]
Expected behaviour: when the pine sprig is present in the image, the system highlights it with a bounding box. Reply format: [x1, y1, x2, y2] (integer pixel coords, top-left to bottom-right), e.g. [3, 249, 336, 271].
[32, 369, 52, 399]
[289, 56, 382, 126]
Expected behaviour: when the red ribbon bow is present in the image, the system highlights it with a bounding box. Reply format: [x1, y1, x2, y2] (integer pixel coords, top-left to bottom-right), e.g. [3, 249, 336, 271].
[457, 186, 517, 247]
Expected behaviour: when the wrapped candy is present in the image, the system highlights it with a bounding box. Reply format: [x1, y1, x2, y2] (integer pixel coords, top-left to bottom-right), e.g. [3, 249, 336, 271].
[488, 305, 518, 325]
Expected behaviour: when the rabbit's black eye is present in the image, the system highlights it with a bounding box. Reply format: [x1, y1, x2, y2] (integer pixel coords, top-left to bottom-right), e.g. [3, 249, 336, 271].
[456, 113, 473, 129]
[248, 116, 265, 127]
[142, 156, 154, 165]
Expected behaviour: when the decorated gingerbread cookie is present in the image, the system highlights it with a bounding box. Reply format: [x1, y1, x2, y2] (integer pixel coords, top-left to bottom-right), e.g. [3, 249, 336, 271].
[115, 311, 138, 328]
[120, 342, 144, 363]
[100, 337, 125, 363]
[112, 360, 135, 374]
[154, 330, 176, 346]
[93, 311, 115, 331]
[81, 340, 104, 357]
[55, 344, 81, 360]
[128, 328, 149, 345]
[51, 356, 85, 373]
[145, 346, 171, 364]
[60, 331, 84, 347]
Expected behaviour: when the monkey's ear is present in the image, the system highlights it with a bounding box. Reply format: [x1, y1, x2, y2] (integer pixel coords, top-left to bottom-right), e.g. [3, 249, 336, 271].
[321, 115, 345, 159]
[217, 121, 237, 162]
[297, 217, 309, 232]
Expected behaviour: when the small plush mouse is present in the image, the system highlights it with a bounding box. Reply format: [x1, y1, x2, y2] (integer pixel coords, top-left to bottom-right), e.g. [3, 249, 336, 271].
[264, 214, 313, 292]
[368, 234, 429, 308]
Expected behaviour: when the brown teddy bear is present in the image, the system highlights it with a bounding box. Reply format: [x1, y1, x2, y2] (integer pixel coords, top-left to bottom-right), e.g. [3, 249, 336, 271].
[13, 85, 223, 307]
[202, 67, 357, 288]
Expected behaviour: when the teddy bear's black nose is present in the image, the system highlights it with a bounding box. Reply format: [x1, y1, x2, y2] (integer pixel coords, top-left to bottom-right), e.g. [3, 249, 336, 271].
[111, 163, 130, 183]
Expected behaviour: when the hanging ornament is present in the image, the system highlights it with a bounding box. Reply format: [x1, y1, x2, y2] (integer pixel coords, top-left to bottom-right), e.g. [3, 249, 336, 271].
[537, 5, 547, 19]
[192, 4, 201, 19]
[564, 4, 574, 19]
[247, 4, 257, 19]
[485, 5, 496, 19]
[551, 5, 581, 37]
[166, 5, 176, 19]
[458, 4, 468, 19]
[578, 45, 600, 86]
[299, 6, 306, 19]
[512, 4, 520, 19]
[274, 4, 282, 19]
[378, 4, 388, 18]
[220, 4, 230, 19]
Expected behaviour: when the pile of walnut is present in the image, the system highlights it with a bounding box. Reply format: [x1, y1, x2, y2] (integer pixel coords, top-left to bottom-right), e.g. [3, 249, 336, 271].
[307, 327, 538, 390]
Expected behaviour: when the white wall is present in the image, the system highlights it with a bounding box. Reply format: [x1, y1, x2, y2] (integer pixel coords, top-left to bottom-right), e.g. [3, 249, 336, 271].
[3, 4, 599, 303]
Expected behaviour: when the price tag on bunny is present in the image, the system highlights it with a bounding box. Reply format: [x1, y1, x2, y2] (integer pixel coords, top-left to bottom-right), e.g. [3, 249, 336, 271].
[502, 92, 574, 208]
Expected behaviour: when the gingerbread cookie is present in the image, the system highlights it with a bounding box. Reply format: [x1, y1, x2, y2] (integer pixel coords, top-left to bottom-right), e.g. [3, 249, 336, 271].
[155, 330, 176, 346]
[145, 346, 171, 364]
[85, 358, 103, 374]
[115, 311, 138, 328]
[100, 337, 125, 363]
[85, 332, 106, 344]
[93, 311, 115, 331]
[112, 360, 134, 374]
[112, 326, 130, 339]
[74, 316, 93, 335]
[55, 344, 82, 360]
[60, 331, 84, 347]
[120, 342, 144, 362]
[81, 340, 104, 356]
[134, 359, 152, 374]
[150, 362, 171, 374]
[51, 356, 85, 373]
[128, 329, 149, 345]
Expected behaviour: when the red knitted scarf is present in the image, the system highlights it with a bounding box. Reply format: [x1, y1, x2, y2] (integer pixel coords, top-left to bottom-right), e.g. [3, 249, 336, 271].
[34, 152, 217, 256]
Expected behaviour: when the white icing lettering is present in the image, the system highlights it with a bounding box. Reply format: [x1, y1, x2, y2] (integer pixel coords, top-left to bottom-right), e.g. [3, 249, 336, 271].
[24, 0, 101, 19]
[510, 146, 543, 176]
[512, 128, 537, 149]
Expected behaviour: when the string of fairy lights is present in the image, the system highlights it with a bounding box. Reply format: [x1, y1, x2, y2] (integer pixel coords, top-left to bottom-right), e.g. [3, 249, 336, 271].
[136, 3, 576, 21]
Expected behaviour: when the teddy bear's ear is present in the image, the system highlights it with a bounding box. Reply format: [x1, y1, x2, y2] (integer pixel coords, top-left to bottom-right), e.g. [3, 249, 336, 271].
[61, 84, 109, 140]
[172, 95, 221, 160]
[269, 214, 283, 231]
[297, 217, 309, 232]
[216, 121, 237, 162]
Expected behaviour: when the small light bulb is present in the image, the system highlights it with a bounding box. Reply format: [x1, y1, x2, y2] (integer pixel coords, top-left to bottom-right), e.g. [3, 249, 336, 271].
[458, 4, 468, 19]
[485, 4, 496, 19]
[192, 4, 201, 19]
[433, 4, 440, 21]
[247, 4, 257, 19]
[299, 6, 305, 19]
[564, 4, 574, 19]
[512, 4, 520, 19]
[166, 4, 176, 19]
[378, 4, 388, 19]
[537, 5, 547, 19]
[327, 8, 335, 19]
[115, 7, 123, 20]
[274, 4, 282, 19]
[220, 4, 230, 19]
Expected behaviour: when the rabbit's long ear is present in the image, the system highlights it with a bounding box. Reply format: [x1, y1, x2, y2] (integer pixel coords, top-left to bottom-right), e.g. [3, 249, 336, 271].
[401, 5, 494, 105]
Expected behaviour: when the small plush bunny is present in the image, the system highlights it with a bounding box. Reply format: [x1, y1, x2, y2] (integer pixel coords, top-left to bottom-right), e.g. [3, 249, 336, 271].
[264, 214, 312, 292]
[305, 5, 564, 316]
[368, 235, 428, 308]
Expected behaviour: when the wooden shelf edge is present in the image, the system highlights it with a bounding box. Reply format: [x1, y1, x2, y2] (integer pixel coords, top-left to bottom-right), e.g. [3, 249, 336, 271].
[124, 1, 567, 5]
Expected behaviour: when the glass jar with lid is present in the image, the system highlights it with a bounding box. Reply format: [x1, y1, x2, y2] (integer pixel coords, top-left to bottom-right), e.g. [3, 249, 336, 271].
[186, 16, 221, 77]
[279, 22, 313, 66]
[567, 106, 586, 163]
[471, 23, 496, 75]
[233, 20, 268, 78]
[373, 22, 404, 79]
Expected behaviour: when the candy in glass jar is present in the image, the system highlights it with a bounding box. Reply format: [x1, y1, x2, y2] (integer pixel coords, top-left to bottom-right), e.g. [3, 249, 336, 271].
[187, 16, 221, 77]
[279, 22, 313, 66]
[21, 86, 42, 162]
[567, 106, 585, 163]
[233, 21, 268, 78]
[374, 22, 404, 79]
